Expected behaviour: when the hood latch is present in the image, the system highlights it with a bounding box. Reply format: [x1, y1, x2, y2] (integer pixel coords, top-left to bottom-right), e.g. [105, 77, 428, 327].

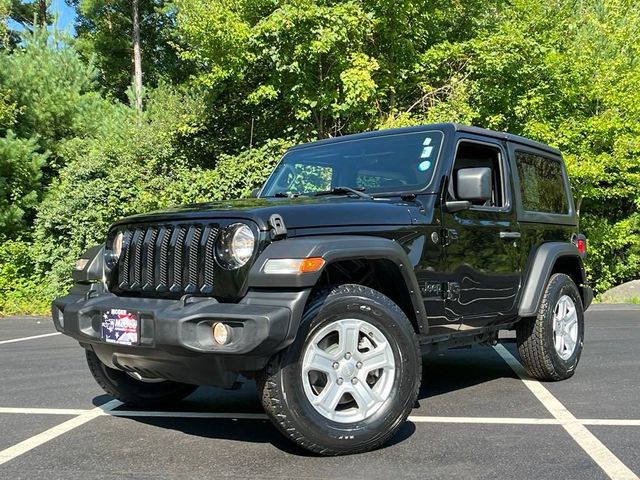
[269, 214, 287, 240]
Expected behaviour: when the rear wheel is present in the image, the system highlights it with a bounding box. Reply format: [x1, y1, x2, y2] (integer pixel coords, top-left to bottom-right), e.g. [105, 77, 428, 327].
[259, 284, 421, 455]
[85, 350, 198, 407]
[516, 273, 584, 381]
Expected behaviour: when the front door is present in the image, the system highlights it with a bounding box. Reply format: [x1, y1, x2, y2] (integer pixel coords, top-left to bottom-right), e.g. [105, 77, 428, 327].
[441, 136, 522, 329]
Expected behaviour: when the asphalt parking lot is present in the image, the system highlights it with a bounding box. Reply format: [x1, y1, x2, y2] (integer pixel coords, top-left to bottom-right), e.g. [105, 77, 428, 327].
[1, 304, 638, 480]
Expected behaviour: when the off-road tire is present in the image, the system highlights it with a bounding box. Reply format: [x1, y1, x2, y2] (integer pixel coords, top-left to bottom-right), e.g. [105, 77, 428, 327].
[86, 350, 198, 407]
[258, 284, 421, 455]
[516, 273, 584, 381]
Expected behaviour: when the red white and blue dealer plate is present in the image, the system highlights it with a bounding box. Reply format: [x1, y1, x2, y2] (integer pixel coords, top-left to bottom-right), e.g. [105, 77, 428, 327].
[101, 309, 139, 345]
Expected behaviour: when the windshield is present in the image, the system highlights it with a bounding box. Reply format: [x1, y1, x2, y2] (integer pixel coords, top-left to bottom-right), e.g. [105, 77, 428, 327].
[260, 130, 444, 197]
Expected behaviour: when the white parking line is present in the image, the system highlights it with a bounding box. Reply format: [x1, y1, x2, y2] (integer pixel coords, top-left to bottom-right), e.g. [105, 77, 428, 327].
[0, 407, 91, 415]
[494, 344, 639, 480]
[2, 406, 639, 427]
[408, 416, 559, 425]
[110, 410, 269, 420]
[0, 333, 61, 345]
[581, 419, 640, 427]
[0, 400, 121, 467]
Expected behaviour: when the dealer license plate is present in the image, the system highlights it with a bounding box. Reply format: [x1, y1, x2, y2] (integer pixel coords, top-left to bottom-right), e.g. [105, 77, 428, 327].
[101, 309, 139, 345]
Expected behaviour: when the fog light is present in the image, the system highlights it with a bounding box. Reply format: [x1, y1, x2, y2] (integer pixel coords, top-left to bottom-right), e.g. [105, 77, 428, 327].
[212, 322, 231, 345]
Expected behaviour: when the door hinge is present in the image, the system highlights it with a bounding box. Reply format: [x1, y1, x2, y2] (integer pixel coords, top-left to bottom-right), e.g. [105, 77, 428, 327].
[441, 228, 458, 246]
[445, 282, 460, 301]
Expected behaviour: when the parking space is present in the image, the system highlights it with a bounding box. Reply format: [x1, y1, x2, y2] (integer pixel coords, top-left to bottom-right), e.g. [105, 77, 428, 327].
[0, 306, 638, 479]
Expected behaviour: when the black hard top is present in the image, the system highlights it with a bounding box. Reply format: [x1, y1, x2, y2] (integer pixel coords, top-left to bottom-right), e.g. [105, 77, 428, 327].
[288, 123, 562, 156]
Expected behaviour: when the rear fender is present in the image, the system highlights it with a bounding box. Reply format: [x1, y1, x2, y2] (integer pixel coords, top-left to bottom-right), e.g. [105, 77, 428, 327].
[519, 242, 589, 317]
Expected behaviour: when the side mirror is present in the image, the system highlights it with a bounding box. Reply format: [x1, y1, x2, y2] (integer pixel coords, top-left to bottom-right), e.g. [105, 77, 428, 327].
[456, 167, 492, 203]
[250, 188, 260, 198]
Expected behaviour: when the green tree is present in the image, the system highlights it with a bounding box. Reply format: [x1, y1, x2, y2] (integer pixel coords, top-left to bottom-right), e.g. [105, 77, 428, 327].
[1, 0, 51, 48]
[174, 0, 503, 146]
[0, 132, 47, 237]
[70, 0, 185, 102]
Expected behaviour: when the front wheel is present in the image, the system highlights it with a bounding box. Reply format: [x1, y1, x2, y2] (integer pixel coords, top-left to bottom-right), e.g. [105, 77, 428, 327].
[85, 350, 198, 407]
[516, 273, 585, 381]
[259, 284, 422, 455]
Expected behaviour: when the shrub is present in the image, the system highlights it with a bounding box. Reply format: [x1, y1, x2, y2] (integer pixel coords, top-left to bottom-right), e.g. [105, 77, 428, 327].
[0, 240, 50, 316]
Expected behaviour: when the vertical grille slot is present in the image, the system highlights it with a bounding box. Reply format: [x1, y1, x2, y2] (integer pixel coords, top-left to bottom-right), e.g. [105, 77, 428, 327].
[203, 226, 218, 293]
[186, 226, 203, 293]
[171, 226, 188, 291]
[159, 227, 172, 291]
[144, 228, 158, 290]
[132, 229, 144, 288]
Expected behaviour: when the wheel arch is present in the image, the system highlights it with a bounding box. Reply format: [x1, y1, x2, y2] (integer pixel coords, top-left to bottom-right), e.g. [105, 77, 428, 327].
[519, 242, 589, 317]
[248, 236, 428, 334]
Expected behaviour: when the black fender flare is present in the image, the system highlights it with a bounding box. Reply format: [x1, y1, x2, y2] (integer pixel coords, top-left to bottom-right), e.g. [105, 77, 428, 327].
[248, 235, 428, 332]
[71, 244, 105, 284]
[518, 242, 587, 317]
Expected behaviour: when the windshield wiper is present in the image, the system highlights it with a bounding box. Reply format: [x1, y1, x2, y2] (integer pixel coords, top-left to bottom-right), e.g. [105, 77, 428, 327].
[270, 191, 302, 198]
[314, 186, 372, 199]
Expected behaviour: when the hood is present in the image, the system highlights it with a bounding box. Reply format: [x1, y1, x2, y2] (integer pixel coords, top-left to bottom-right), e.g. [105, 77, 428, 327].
[112, 195, 436, 231]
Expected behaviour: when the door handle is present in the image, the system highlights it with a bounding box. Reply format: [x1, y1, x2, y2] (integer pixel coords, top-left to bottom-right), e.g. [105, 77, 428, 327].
[499, 231, 521, 239]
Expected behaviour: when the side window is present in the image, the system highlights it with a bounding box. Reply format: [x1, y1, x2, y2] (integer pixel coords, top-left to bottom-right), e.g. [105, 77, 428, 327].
[449, 141, 505, 208]
[515, 151, 568, 214]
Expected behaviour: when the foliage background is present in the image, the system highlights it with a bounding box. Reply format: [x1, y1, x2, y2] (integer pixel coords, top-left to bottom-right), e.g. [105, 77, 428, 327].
[1, 0, 639, 314]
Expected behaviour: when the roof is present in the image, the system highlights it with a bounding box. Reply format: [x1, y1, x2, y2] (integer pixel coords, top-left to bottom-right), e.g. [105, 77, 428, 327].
[288, 123, 562, 156]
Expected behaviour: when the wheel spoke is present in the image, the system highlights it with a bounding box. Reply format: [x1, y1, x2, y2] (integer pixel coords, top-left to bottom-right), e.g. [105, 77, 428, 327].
[362, 345, 394, 373]
[350, 381, 379, 410]
[564, 333, 576, 353]
[305, 345, 337, 374]
[564, 309, 578, 330]
[557, 330, 565, 354]
[564, 296, 572, 318]
[315, 381, 344, 412]
[338, 321, 360, 356]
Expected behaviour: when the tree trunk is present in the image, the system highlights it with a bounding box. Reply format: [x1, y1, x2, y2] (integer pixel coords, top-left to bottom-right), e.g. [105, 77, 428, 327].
[131, 0, 143, 113]
[37, 0, 48, 26]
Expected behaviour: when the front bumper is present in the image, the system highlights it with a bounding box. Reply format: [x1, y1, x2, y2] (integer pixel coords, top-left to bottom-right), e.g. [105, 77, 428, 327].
[52, 284, 310, 388]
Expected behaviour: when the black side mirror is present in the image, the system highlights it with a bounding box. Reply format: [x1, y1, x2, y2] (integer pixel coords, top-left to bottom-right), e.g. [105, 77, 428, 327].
[456, 167, 492, 202]
[250, 188, 260, 198]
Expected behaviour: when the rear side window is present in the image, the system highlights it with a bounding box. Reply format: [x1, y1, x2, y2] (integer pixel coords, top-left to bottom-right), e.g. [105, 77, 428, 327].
[515, 151, 569, 214]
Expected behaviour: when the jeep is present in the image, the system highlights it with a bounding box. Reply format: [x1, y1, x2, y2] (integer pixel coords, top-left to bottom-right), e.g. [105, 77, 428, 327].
[53, 123, 593, 455]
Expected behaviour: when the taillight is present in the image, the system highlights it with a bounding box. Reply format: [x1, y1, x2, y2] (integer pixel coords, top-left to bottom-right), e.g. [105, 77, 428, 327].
[573, 234, 587, 257]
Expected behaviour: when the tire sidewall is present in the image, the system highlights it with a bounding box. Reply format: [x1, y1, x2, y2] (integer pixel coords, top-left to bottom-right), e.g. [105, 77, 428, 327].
[543, 274, 585, 377]
[275, 287, 420, 450]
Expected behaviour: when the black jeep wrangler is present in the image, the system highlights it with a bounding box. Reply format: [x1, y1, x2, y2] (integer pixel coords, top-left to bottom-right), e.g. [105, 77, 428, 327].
[53, 123, 592, 455]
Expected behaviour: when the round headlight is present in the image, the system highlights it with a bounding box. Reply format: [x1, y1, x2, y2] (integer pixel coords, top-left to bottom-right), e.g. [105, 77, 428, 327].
[112, 231, 124, 259]
[216, 223, 256, 269]
[106, 231, 124, 267]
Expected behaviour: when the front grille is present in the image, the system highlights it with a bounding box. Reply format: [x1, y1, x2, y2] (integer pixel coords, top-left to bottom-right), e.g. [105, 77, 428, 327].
[114, 223, 220, 296]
